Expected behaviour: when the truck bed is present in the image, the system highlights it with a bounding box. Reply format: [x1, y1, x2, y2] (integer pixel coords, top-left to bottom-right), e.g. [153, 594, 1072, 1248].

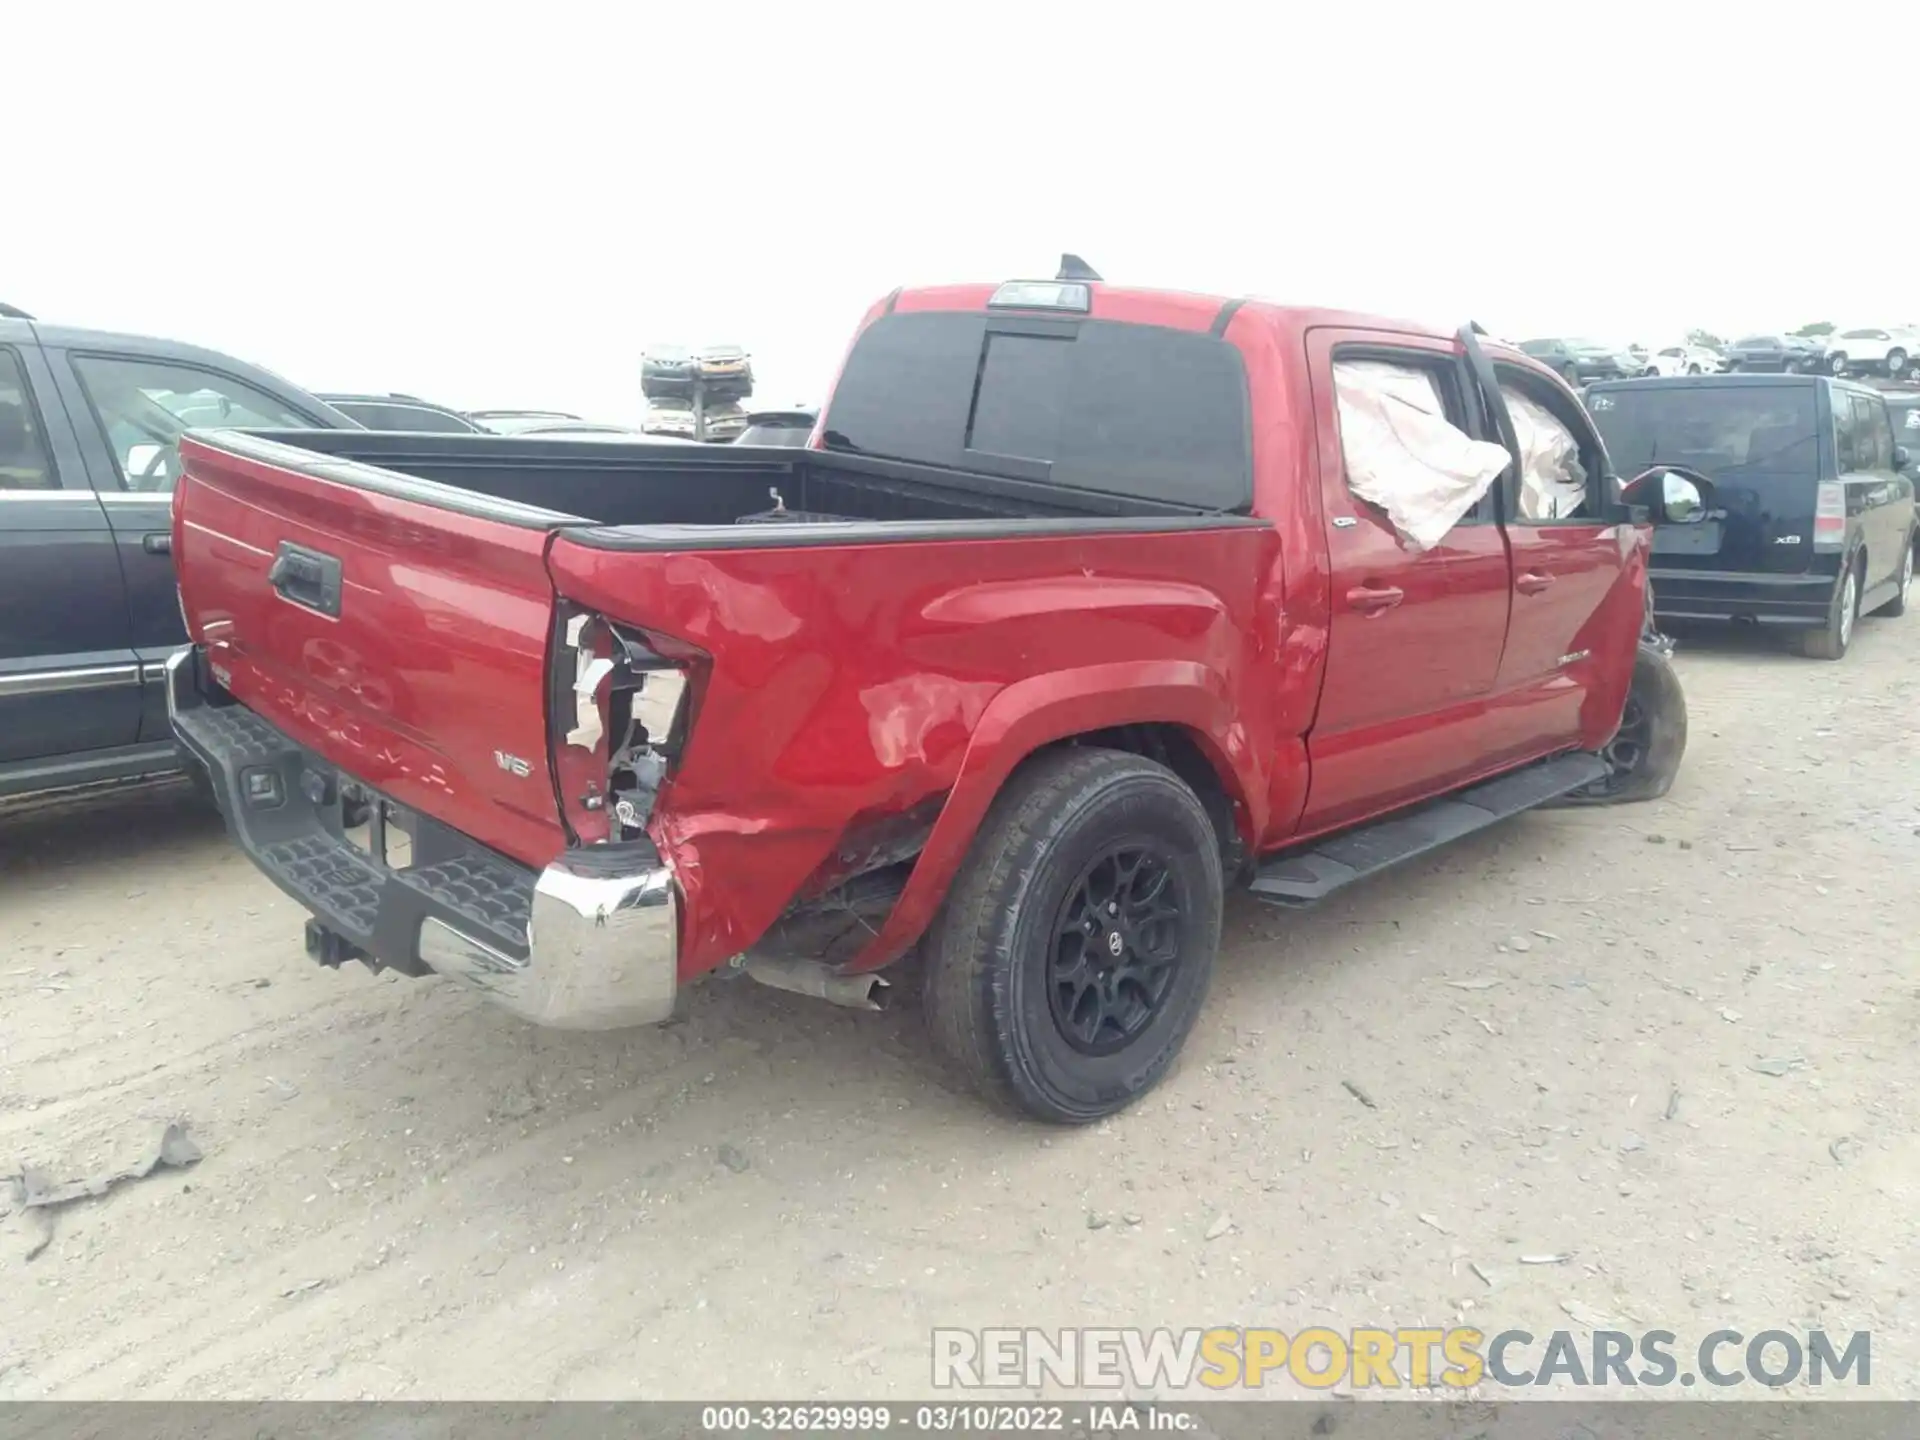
[171, 427, 1276, 979]
[226, 428, 1214, 529]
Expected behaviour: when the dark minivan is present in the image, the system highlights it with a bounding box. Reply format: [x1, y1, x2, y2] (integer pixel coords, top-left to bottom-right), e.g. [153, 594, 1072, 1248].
[1586, 374, 1916, 659]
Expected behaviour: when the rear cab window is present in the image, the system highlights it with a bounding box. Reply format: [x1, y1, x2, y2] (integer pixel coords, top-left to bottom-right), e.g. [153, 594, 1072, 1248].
[820, 311, 1253, 511]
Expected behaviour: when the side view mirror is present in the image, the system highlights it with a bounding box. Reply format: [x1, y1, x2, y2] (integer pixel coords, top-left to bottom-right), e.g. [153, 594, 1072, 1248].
[1895, 445, 1911, 473]
[1622, 465, 1713, 523]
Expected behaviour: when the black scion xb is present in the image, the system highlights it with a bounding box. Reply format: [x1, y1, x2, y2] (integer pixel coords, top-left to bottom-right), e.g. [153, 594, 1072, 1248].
[1586, 374, 1917, 659]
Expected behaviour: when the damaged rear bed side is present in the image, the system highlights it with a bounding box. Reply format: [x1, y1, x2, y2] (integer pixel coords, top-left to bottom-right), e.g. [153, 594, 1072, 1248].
[545, 517, 1278, 980]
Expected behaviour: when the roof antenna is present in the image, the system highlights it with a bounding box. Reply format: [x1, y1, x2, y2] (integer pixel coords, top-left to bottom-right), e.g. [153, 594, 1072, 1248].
[0, 302, 33, 320]
[1057, 254, 1102, 283]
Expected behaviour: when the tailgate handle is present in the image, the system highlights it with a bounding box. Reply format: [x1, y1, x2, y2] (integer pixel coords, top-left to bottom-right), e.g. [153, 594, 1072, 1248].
[268, 542, 344, 618]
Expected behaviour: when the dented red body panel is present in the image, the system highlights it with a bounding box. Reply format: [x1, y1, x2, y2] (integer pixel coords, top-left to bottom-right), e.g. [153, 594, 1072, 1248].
[173, 281, 1651, 989]
[546, 527, 1282, 977]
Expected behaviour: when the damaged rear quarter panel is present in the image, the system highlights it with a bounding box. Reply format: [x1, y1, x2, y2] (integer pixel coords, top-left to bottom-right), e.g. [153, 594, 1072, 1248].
[544, 526, 1277, 978]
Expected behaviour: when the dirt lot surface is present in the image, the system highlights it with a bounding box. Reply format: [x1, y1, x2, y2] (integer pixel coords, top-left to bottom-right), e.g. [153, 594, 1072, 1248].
[2, 619, 1916, 1402]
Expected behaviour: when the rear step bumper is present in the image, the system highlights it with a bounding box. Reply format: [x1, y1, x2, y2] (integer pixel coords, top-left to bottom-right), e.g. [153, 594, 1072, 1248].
[165, 649, 678, 1029]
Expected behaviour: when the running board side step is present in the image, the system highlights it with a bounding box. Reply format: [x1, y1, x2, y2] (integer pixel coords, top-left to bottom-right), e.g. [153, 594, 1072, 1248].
[1249, 752, 1610, 908]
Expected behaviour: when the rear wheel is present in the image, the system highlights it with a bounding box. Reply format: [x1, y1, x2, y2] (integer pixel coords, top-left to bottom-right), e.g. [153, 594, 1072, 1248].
[922, 748, 1223, 1124]
[1878, 533, 1915, 617]
[1828, 351, 1849, 375]
[1792, 561, 1861, 659]
[1888, 349, 1909, 378]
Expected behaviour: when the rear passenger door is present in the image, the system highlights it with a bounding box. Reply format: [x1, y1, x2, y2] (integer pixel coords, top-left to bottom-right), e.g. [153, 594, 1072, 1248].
[0, 339, 143, 770]
[1480, 359, 1642, 758]
[1297, 330, 1514, 832]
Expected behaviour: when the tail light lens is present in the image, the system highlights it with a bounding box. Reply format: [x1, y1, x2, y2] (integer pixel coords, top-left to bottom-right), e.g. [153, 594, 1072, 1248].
[550, 609, 699, 846]
[1813, 481, 1847, 551]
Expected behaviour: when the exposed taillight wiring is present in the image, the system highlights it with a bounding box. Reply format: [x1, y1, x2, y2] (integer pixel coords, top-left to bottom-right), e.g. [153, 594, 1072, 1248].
[548, 605, 700, 847]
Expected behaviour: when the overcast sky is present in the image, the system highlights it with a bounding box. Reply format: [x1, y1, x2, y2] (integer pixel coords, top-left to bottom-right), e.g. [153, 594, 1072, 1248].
[11, 3, 1915, 424]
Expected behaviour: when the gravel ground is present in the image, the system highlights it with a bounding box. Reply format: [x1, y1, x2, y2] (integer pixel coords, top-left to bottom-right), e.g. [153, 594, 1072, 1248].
[1, 616, 1915, 1402]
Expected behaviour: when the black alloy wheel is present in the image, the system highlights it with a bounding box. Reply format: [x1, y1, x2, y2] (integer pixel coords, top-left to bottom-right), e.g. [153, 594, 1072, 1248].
[1048, 843, 1185, 1055]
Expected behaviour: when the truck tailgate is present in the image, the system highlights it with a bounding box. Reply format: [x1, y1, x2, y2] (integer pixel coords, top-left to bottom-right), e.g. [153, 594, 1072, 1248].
[173, 432, 572, 868]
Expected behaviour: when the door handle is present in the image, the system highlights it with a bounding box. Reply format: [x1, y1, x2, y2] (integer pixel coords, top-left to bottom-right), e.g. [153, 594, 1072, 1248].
[142, 533, 172, 555]
[1346, 584, 1405, 614]
[1516, 571, 1555, 595]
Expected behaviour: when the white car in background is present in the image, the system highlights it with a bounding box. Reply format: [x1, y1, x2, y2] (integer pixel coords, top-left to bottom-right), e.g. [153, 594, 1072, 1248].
[642, 402, 697, 437]
[1822, 327, 1916, 378]
[1640, 343, 1724, 376]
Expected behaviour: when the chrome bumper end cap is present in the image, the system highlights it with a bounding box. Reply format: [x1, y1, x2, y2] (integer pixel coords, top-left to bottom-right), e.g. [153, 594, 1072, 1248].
[419, 857, 677, 1030]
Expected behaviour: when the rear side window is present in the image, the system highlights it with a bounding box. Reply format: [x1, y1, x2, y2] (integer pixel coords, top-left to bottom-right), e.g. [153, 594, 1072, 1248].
[1833, 390, 1863, 470]
[0, 348, 58, 491]
[821, 311, 1252, 510]
[1851, 393, 1894, 471]
[70, 353, 318, 492]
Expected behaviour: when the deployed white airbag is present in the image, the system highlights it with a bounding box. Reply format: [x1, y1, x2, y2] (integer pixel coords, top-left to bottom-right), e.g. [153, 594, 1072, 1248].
[1333, 361, 1511, 551]
[1504, 386, 1589, 521]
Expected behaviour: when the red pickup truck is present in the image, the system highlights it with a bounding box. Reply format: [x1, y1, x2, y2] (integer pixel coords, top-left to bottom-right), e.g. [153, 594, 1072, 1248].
[167, 268, 1696, 1122]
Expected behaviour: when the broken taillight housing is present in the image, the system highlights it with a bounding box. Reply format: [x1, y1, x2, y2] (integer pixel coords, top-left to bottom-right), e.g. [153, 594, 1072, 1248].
[550, 608, 700, 846]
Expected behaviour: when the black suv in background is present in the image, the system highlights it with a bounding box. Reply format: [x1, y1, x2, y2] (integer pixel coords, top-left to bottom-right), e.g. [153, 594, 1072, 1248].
[1586, 374, 1916, 658]
[318, 393, 483, 433]
[1723, 334, 1827, 373]
[1887, 390, 1920, 448]
[1519, 338, 1634, 384]
[1, 317, 356, 798]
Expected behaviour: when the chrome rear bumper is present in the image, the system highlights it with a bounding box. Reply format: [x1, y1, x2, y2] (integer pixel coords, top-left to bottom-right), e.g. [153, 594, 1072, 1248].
[169, 647, 679, 1030]
[419, 859, 677, 1029]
